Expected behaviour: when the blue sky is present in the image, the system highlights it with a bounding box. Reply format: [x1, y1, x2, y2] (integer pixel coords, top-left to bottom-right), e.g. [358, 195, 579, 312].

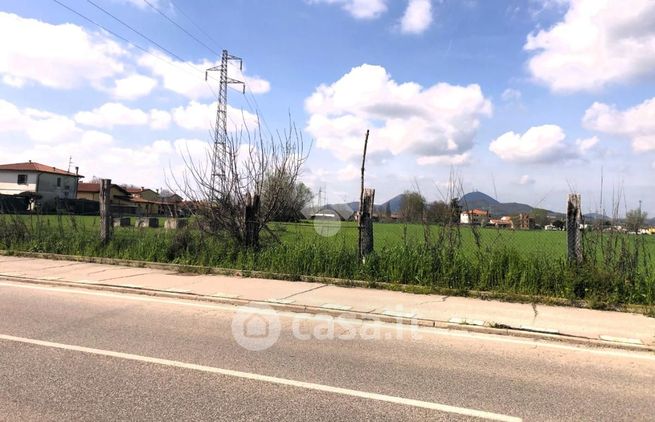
[1, 0, 655, 214]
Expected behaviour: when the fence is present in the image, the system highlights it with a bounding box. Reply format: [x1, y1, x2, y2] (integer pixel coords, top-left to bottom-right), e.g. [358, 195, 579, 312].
[0, 192, 653, 307]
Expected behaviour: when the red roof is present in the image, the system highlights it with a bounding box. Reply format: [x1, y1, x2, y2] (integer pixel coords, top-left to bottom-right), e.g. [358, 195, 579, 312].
[0, 161, 83, 177]
[77, 182, 100, 193]
[464, 209, 490, 216]
[77, 182, 130, 195]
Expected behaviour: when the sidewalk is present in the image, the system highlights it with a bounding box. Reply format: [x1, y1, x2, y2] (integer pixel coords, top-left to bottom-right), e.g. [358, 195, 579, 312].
[1, 254, 653, 349]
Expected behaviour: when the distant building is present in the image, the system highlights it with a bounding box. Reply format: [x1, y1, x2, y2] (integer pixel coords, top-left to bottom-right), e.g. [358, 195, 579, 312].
[517, 213, 535, 230]
[77, 182, 137, 215]
[460, 209, 490, 225]
[0, 161, 83, 209]
[489, 216, 514, 229]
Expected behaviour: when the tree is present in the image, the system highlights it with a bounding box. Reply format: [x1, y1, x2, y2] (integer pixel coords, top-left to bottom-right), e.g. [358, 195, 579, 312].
[426, 200, 450, 224]
[384, 201, 391, 219]
[449, 197, 462, 224]
[625, 209, 648, 233]
[175, 121, 308, 248]
[399, 191, 426, 222]
[532, 208, 549, 227]
[263, 174, 313, 222]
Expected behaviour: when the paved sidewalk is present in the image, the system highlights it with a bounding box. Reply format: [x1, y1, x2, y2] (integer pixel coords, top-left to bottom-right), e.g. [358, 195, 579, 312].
[1, 255, 654, 348]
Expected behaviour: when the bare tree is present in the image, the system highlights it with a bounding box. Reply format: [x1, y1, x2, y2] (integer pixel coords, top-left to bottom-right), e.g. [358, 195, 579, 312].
[174, 118, 308, 248]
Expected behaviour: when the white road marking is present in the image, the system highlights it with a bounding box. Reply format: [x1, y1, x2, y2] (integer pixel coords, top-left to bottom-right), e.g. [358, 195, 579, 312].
[600, 335, 643, 345]
[0, 281, 653, 362]
[39, 276, 63, 281]
[0, 333, 521, 421]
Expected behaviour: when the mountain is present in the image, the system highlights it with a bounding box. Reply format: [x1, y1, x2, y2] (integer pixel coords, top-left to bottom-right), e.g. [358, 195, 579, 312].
[458, 192, 547, 217]
[458, 191, 500, 210]
[377, 194, 405, 214]
[323, 191, 561, 218]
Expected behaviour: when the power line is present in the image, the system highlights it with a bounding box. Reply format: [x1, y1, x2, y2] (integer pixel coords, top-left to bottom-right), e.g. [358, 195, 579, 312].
[52, 0, 204, 81]
[153, 1, 273, 137]
[85, 0, 192, 68]
[142, 0, 220, 57]
[169, 1, 222, 52]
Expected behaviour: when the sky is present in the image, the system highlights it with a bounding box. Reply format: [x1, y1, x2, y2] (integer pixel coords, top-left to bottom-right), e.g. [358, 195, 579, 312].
[1, 0, 655, 214]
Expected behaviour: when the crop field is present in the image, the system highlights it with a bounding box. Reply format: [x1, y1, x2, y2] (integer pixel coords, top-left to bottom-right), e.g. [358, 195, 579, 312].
[1, 214, 654, 307]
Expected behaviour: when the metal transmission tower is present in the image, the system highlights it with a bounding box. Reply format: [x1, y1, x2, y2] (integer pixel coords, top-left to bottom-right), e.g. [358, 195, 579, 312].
[205, 49, 245, 195]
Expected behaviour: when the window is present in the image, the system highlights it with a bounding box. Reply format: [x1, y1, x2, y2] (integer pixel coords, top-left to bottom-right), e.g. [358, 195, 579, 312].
[17, 174, 27, 185]
[57, 177, 61, 187]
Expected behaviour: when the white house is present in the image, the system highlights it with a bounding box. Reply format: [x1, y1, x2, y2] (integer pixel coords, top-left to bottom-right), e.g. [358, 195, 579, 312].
[0, 161, 83, 208]
[460, 209, 490, 225]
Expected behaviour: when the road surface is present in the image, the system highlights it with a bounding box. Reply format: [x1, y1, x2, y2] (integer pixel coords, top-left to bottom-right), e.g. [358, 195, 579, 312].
[0, 280, 653, 421]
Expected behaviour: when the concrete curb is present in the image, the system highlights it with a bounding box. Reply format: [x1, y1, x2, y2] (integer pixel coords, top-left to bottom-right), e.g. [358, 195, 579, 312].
[1, 273, 653, 354]
[2, 249, 653, 316]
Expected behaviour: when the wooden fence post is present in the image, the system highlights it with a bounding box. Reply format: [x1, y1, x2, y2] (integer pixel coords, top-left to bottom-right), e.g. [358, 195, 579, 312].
[358, 130, 370, 261]
[100, 178, 112, 244]
[567, 193, 582, 263]
[244, 193, 260, 248]
[360, 188, 375, 259]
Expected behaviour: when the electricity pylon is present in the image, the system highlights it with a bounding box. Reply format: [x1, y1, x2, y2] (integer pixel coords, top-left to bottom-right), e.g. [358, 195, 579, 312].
[206, 50, 245, 195]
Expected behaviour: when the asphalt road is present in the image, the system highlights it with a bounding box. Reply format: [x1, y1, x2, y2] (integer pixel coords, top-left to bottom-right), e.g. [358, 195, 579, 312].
[0, 280, 653, 421]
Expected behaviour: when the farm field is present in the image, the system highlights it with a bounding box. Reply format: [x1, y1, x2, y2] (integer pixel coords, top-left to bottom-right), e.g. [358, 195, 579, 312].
[1, 214, 654, 307]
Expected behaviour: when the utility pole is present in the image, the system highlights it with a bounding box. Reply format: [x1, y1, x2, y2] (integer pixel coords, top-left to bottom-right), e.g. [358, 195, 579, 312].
[206, 50, 245, 196]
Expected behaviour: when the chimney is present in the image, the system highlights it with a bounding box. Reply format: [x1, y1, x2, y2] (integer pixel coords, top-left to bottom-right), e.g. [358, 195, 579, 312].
[75, 166, 79, 176]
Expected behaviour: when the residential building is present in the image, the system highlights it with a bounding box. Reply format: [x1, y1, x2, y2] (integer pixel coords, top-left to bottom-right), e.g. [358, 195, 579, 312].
[77, 182, 137, 215]
[489, 216, 514, 229]
[460, 209, 490, 225]
[0, 161, 83, 209]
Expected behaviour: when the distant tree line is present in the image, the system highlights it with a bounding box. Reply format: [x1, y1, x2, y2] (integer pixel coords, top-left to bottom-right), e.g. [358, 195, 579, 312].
[397, 190, 461, 224]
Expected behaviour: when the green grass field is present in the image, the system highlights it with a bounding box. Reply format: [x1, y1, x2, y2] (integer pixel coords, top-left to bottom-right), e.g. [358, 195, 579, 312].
[274, 221, 573, 257]
[1, 214, 654, 307]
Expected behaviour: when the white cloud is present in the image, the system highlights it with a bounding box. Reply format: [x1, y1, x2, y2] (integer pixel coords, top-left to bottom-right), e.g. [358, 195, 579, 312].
[489, 124, 568, 162]
[74, 103, 150, 128]
[501, 88, 522, 103]
[0, 99, 30, 131]
[74, 102, 173, 130]
[0, 100, 80, 144]
[400, 0, 433, 34]
[139, 52, 271, 100]
[308, 0, 388, 19]
[172, 101, 259, 132]
[416, 153, 471, 166]
[305, 64, 491, 164]
[24, 112, 79, 144]
[111, 74, 158, 100]
[519, 174, 535, 185]
[575, 136, 599, 153]
[111, 0, 165, 9]
[524, 0, 655, 92]
[336, 163, 360, 181]
[583, 98, 655, 151]
[0, 12, 126, 90]
[149, 109, 172, 130]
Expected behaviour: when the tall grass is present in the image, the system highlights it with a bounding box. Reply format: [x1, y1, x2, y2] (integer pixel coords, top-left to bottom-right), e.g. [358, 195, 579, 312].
[0, 214, 653, 306]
